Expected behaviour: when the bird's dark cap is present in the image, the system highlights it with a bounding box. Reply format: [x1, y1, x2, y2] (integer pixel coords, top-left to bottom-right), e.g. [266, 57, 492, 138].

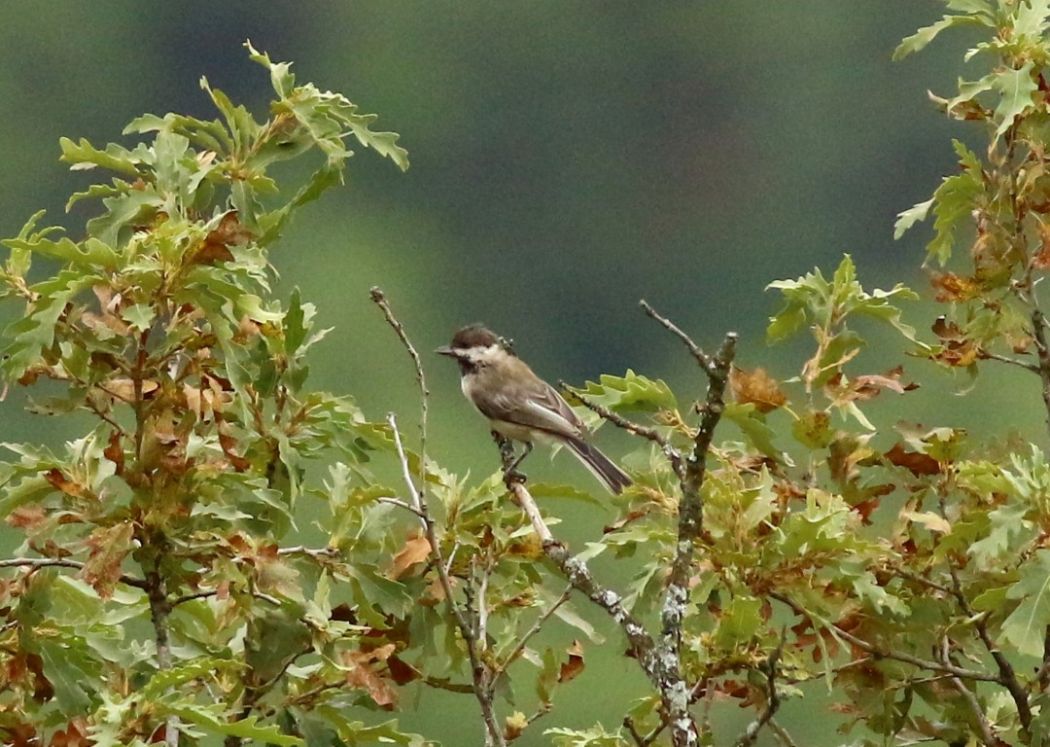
[450, 324, 500, 350]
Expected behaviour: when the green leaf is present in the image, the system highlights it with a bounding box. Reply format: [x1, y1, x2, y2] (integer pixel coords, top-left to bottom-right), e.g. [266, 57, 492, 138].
[59, 137, 141, 175]
[309, 708, 426, 747]
[714, 595, 763, 648]
[121, 304, 156, 333]
[37, 633, 99, 713]
[893, 14, 987, 61]
[992, 62, 1037, 139]
[166, 704, 303, 746]
[85, 187, 164, 247]
[284, 287, 308, 353]
[893, 198, 934, 240]
[546, 725, 626, 746]
[3, 234, 119, 271]
[141, 658, 232, 701]
[925, 140, 984, 264]
[1002, 550, 1050, 657]
[967, 500, 1032, 571]
[572, 370, 677, 417]
[724, 402, 786, 462]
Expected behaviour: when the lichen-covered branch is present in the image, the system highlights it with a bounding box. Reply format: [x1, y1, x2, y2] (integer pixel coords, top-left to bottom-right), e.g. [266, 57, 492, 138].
[502, 468, 662, 687]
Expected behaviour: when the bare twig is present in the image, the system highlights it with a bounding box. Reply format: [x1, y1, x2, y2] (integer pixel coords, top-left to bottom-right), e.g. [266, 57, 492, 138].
[506, 477, 662, 690]
[0, 556, 148, 590]
[376, 496, 427, 519]
[940, 637, 998, 745]
[277, 545, 340, 560]
[561, 381, 683, 478]
[768, 719, 800, 747]
[733, 635, 784, 747]
[494, 583, 574, 679]
[769, 592, 998, 682]
[389, 413, 505, 746]
[624, 717, 648, 746]
[370, 286, 429, 486]
[372, 289, 506, 745]
[639, 299, 716, 375]
[980, 350, 1040, 373]
[943, 555, 1032, 730]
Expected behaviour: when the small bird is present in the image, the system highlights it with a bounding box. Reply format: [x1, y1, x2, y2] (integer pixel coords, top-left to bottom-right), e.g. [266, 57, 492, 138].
[436, 324, 631, 494]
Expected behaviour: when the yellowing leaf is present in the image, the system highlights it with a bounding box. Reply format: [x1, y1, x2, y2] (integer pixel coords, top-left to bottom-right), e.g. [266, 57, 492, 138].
[901, 510, 951, 534]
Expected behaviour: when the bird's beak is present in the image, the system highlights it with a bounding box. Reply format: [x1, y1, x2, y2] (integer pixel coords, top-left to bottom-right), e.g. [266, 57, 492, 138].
[435, 345, 457, 357]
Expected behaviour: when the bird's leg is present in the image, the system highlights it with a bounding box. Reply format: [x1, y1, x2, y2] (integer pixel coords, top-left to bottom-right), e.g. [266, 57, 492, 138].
[507, 441, 533, 477]
[492, 431, 529, 487]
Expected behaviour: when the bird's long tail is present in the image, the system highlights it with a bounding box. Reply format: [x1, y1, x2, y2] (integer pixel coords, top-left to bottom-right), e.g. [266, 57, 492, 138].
[564, 436, 632, 494]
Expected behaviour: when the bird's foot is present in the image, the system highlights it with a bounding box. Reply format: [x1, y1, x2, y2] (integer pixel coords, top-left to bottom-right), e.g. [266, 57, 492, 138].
[503, 467, 528, 489]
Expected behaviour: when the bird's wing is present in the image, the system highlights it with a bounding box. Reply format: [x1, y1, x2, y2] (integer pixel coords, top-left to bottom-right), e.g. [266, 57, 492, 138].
[474, 363, 583, 440]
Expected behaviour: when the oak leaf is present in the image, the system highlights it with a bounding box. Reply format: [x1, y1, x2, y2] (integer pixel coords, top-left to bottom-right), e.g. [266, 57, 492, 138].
[344, 643, 398, 708]
[389, 534, 432, 580]
[730, 366, 787, 413]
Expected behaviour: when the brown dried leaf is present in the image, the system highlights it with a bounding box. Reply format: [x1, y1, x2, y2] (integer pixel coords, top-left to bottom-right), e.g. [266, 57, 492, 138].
[44, 468, 85, 499]
[387, 654, 420, 686]
[216, 417, 250, 472]
[193, 211, 253, 265]
[884, 443, 940, 476]
[389, 534, 432, 580]
[344, 643, 398, 708]
[6, 505, 47, 530]
[80, 310, 130, 336]
[1035, 222, 1050, 270]
[103, 431, 124, 476]
[853, 366, 917, 397]
[101, 377, 159, 402]
[931, 316, 964, 340]
[49, 718, 91, 747]
[558, 640, 585, 683]
[730, 366, 787, 413]
[930, 272, 980, 302]
[81, 522, 135, 599]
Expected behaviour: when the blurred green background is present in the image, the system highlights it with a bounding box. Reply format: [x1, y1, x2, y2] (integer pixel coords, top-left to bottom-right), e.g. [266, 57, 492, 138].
[0, 2, 1043, 745]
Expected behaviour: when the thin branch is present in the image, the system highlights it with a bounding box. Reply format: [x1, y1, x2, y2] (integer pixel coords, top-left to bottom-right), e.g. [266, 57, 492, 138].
[733, 635, 784, 747]
[389, 413, 505, 747]
[639, 299, 716, 375]
[171, 590, 216, 606]
[769, 592, 998, 682]
[277, 545, 340, 560]
[944, 556, 1032, 730]
[494, 583, 574, 678]
[561, 381, 683, 478]
[376, 496, 427, 519]
[940, 637, 998, 746]
[372, 288, 505, 745]
[624, 717, 648, 746]
[505, 476, 663, 691]
[980, 350, 1041, 373]
[370, 287, 429, 487]
[768, 719, 800, 747]
[0, 556, 148, 590]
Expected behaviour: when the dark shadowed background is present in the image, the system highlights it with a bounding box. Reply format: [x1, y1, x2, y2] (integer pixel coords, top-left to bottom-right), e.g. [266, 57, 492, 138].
[0, 2, 1039, 744]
